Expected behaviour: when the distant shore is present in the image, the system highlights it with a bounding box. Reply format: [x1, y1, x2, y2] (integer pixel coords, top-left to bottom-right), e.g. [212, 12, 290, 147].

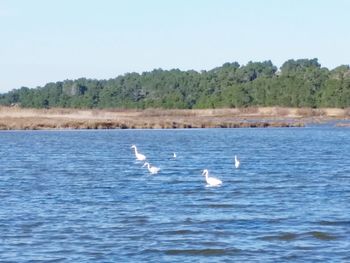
[0, 106, 349, 130]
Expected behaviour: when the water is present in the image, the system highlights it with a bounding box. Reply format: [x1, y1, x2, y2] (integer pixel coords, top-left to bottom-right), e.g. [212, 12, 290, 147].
[0, 127, 350, 262]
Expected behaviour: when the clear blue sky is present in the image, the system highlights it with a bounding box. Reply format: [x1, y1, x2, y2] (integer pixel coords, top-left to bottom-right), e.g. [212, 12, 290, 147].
[0, 0, 349, 92]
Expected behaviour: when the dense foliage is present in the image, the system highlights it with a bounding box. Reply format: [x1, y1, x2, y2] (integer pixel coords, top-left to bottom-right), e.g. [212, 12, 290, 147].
[1, 58, 350, 109]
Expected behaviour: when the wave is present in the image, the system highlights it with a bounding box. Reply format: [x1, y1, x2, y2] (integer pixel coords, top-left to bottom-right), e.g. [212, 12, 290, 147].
[317, 220, 350, 226]
[260, 231, 339, 242]
[164, 248, 240, 256]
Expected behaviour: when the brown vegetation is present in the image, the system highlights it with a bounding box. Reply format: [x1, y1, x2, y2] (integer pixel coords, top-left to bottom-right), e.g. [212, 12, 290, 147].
[0, 106, 349, 130]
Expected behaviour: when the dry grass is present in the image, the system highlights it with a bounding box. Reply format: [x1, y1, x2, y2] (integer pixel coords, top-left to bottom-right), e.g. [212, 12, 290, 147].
[274, 107, 290, 117]
[295, 108, 327, 117]
[344, 108, 350, 117]
[0, 106, 348, 130]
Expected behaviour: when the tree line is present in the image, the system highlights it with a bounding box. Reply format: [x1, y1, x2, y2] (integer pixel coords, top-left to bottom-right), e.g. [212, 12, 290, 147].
[1, 58, 350, 109]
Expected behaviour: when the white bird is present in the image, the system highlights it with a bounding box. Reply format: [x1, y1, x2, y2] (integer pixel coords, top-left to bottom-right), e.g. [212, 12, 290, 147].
[202, 169, 222, 187]
[234, 155, 240, 169]
[131, 145, 146, 161]
[143, 162, 160, 174]
[173, 152, 177, 159]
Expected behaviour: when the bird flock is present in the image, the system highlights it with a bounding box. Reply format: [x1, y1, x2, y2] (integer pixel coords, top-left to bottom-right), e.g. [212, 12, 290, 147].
[131, 144, 240, 187]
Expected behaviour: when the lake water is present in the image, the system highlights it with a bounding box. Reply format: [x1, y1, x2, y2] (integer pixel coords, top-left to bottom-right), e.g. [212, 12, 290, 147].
[0, 127, 349, 262]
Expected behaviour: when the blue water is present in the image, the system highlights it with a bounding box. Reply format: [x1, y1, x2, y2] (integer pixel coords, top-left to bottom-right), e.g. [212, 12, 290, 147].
[1, 127, 350, 262]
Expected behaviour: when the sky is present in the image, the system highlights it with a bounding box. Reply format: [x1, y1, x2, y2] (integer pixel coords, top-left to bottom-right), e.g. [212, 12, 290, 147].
[0, 0, 349, 93]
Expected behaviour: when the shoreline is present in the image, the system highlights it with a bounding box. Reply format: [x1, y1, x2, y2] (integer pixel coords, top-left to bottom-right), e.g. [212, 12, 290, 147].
[0, 107, 349, 130]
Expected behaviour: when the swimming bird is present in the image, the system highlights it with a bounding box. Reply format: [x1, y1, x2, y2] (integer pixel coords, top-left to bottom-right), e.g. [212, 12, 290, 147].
[143, 162, 160, 174]
[173, 152, 177, 159]
[234, 155, 240, 169]
[131, 145, 146, 161]
[202, 169, 222, 187]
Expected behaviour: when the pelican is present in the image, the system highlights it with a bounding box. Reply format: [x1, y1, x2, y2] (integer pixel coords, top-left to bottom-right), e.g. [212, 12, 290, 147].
[131, 145, 146, 161]
[234, 155, 240, 169]
[202, 169, 222, 187]
[143, 162, 160, 174]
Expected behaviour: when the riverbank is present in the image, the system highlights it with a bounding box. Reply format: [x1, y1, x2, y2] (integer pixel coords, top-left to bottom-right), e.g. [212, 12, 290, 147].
[0, 107, 349, 130]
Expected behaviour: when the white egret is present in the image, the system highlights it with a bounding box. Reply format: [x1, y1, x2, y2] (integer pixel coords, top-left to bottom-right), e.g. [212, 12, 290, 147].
[202, 169, 222, 187]
[234, 155, 240, 169]
[143, 162, 160, 174]
[131, 145, 146, 161]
